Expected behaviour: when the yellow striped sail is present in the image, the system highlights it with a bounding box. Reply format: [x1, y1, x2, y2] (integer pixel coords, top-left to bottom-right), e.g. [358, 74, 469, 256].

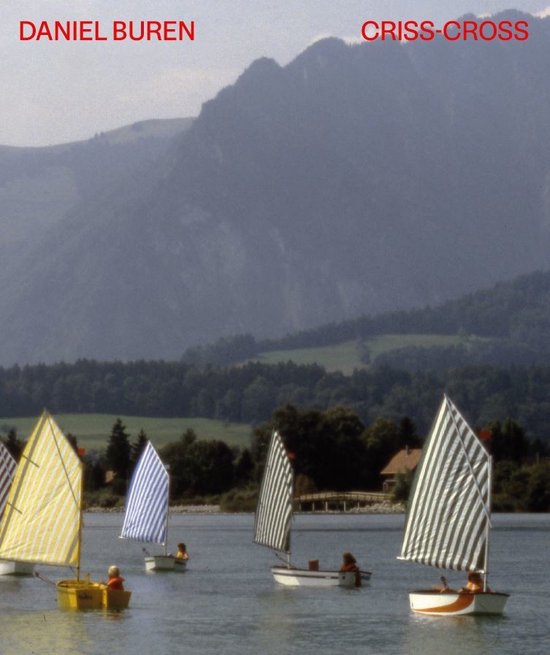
[0, 411, 82, 567]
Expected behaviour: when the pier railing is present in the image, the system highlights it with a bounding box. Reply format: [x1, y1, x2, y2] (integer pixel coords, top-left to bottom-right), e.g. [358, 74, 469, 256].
[294, 491, 392, 512]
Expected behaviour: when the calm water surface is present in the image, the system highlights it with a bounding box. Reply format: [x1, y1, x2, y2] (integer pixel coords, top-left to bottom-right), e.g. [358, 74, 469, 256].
[0, 513, 548, 655]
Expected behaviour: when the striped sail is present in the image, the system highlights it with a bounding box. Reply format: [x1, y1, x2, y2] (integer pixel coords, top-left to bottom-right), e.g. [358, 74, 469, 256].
[120, 441, 169, 545]
[0, 412, 82, 567]
[0, 442, 16, 517]
[254, 431, 293, 554]
[399, 395, 491, 572]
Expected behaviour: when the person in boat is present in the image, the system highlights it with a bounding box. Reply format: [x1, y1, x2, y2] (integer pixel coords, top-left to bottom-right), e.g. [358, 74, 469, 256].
[106, 565, 125, 591]
[340, 552, 361, 587]
[175, 543, 189, 561]
[460, 571, 484, 593]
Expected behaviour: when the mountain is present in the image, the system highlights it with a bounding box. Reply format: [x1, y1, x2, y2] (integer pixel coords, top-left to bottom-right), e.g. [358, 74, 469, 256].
[2, 11, 550, 365]
[0, 118, 192, 256]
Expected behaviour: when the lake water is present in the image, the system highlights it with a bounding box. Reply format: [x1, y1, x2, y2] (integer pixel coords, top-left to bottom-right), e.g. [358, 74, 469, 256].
[0, 512, 548, 655]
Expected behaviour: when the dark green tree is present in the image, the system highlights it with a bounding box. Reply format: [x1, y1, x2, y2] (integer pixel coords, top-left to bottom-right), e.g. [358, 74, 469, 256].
[4, 428, 23, 461]
[487, 419, 530, 463]
[525, 463, 550, 512]
[234, 448, 254, 486]
[252, 404, 367, 491]
[161, 430, 235, 497]
[105, 418, 131, 481]
[130, 429, 148, 473]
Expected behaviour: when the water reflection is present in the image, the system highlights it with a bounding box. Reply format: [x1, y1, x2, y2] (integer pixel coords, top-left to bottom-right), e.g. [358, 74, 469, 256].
[404, 613, 508, 655]
[0, 610, 91, 655]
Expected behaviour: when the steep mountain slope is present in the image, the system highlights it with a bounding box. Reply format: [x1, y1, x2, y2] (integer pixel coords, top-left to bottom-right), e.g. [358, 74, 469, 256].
[1, 11, 550, 364]
[0, 118, 192, 256]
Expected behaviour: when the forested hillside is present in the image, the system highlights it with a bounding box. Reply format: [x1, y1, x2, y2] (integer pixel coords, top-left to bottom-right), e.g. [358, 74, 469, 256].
[182, 268, 550, 369]
[2, 359, 550, 443]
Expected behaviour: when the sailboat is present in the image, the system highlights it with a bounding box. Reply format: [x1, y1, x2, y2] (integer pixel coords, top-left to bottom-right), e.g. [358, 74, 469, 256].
[254, 430, 371, 588]
[120, 441, 185, 572]
[398, 394, 509, 616]
[0, 411, 131, 610]
[0, 440, 34, 576]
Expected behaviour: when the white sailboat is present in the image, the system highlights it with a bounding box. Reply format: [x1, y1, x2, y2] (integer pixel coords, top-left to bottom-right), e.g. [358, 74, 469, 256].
[0, 440, 34, 576]
[254, 430, 371, 588]
[398, 394, 509, 616]
[120, 441, 186, 572]
[0, 411, 131, 609]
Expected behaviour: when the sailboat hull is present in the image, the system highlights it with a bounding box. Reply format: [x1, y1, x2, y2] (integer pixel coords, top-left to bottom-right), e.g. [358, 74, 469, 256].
[0, 560, 35, 576]
[272, 565, 371, 588]
[145, 555, 176, 572]
[57, 580, 131, 610]
[409, 590, 509, 616]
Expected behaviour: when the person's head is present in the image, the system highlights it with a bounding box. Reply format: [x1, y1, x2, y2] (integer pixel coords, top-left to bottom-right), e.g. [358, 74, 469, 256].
[177, 543, 186, 551]
[108, 565, 120, 578]
[342, 552, 356, 564]
[468, 572, 482, 582]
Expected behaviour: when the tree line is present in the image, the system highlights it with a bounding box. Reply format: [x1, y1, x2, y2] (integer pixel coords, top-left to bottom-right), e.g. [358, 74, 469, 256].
[3, 405, 548, 511]
[3, 359, 550, 444]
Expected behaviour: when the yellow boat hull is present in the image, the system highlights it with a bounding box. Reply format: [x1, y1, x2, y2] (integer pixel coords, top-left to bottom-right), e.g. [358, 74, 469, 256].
[57, 579, 131, 610]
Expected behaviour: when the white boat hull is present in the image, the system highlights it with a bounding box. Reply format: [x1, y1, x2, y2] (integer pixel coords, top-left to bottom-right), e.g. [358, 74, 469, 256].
[272, 565, 371, 588]
[144, 555, 175, 572]
[409, 590, 509, 616]
[0, 560, 35, 576]
[144, 555, 188, 572]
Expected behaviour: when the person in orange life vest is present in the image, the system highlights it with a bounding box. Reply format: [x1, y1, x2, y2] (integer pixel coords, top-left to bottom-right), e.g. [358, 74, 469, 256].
[460, 571, 484, 593]
[340, 551, 361, 587]
[176, 543, 189, 561]
[106, 565, 125, 590]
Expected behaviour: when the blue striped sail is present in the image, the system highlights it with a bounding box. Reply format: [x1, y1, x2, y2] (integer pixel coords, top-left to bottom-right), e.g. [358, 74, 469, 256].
[120, 441, 169, 545]
[254, 431, 293, 554]
[0, 442, 16, 517]
[399, 395, 491, 573]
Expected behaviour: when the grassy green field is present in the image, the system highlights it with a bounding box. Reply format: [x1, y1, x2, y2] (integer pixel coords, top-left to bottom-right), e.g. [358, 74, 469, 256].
[253, 333, 487, 374]
[0, 415, 252, 452]
[253, 340, 366, 374]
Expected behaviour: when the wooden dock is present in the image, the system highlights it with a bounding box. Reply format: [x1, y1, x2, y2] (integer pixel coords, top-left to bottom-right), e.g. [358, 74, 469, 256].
[295, 491, 392, 512]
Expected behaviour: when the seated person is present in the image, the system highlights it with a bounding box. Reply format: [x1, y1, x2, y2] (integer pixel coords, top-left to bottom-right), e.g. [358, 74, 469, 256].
[176, 543, 189, 560]
[340, 551, 361, 587]
[460, 571, 484, 593]
[106, 565, 125, 590]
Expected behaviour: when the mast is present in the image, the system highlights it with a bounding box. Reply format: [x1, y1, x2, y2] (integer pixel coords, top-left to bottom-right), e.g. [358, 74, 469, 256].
[164, 464, 171, 557]
[76, 457, 84, 581]
[483, 454, 493, 591]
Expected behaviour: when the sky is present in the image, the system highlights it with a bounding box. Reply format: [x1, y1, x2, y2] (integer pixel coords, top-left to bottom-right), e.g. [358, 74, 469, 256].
[2, 0, 550, 147]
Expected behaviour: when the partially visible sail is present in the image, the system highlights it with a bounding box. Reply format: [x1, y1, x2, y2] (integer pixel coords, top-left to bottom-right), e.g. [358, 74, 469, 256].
[0, 442, 16, 516]
[120, 441, 169, 544]
[399, 395, 491, 572]
[254, 431, 293, 554]
[0, 412, 82, 567]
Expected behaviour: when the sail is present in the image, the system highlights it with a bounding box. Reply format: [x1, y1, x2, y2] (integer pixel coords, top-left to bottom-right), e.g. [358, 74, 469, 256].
[254, 431, 293, 554]
[399, 395, 491, 572]
[0, 412, 82, 567]
[0, 442, 16, 516]
[120, 441, 169, 544]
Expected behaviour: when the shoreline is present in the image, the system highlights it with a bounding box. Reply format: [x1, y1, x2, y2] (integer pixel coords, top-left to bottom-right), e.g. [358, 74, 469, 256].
[86, 502, 405, 514]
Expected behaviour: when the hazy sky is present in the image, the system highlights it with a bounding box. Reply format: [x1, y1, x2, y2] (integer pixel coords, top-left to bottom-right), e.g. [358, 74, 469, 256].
[2, 0, 549, 147]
